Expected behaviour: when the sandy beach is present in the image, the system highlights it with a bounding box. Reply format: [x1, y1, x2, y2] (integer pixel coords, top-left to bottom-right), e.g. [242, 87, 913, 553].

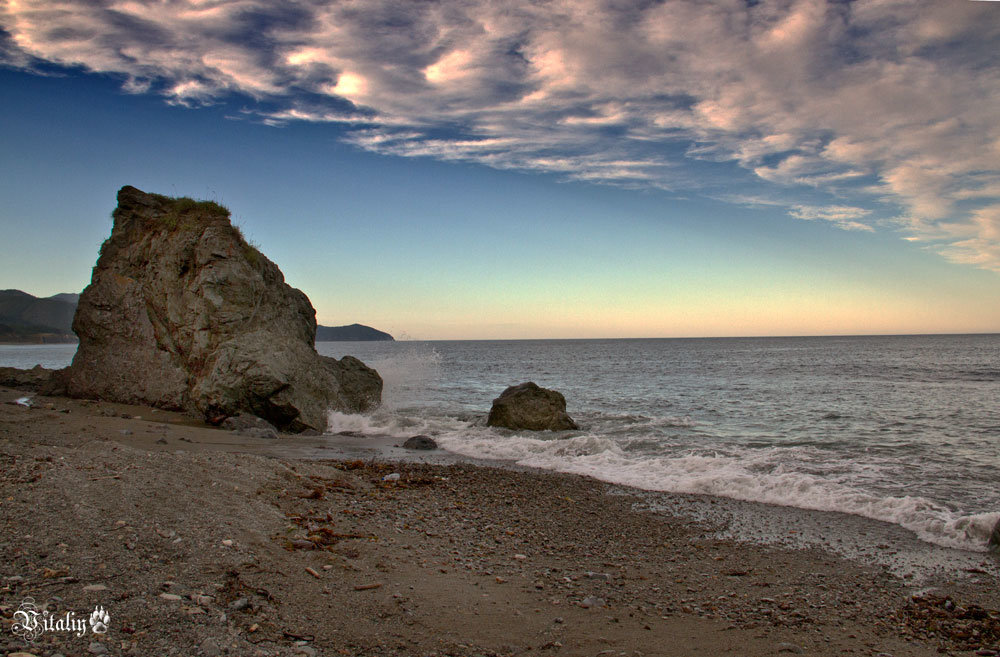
[1, 386, 998, 657]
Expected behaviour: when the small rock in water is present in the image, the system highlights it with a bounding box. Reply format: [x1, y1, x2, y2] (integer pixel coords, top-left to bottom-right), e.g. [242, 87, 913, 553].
[236, 426, 279, 440]
[402, 435, 437, 450]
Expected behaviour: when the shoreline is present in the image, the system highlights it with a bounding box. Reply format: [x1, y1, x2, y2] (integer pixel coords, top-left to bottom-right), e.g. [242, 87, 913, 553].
[2, 386, 999, 656]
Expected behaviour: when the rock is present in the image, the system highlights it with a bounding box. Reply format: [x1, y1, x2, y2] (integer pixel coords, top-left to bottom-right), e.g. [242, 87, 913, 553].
[0, 365, 56, 391]
[776, 643, 804, 654]
[236, 427, 279, 440]
[989, 517, 1000, 553]
[402, 435, 437, 450]
[580, 596, 605, 609]
[51, 186, 382, 432]
[222, 414, 278, 435]
[487, 382, 579, 431]
[159, 593, 182, 601]
[229, 597, 250, 611]
[87, 643, 108, 655]
[200, 637, 221, 657]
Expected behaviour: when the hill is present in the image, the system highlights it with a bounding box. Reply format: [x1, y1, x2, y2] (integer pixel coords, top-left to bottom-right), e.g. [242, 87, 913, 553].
[0, 289, 78, 343]
[316, 323, 394, 342]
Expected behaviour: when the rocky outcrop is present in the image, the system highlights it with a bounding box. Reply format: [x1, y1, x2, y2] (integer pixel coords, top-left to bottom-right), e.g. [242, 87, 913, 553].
[54, 186, 381, 432]
[486, 382, 579, 431]
[0, 365, 56, 391]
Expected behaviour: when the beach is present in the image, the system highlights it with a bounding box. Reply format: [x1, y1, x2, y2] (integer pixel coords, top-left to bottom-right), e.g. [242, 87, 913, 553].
[2, 386, 998, 657]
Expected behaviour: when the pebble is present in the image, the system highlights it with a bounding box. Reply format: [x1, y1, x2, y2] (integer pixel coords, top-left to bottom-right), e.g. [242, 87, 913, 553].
[83, 584, 108, 592]
[513, 554, 527, 560]
[200, 637, 221, 657]
[776, 643, 804, 654]
[88, 643, 108, 655]
[295, 647, 318, 657]
[155, 437, 167, 445]
[119, 429, 132, 435]
[229, 597, 251, 611]
[221, 539, 234, 547]
[382, 473, 401, 482]
[159, 593, 182, 601]
[581, 596, 606, 609]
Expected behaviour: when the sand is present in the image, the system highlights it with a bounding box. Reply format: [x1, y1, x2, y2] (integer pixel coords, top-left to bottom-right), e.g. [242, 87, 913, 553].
[1, 386, 998, 657]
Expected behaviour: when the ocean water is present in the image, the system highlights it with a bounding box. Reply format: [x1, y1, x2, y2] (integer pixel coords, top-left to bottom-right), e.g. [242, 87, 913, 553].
[4, 336, 998, 553]
[314, 335, 1000, 553]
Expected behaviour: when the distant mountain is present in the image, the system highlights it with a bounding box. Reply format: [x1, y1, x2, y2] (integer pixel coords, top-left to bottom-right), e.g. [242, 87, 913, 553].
[316, 323, 394, 342]
[0, 289, 79, 343]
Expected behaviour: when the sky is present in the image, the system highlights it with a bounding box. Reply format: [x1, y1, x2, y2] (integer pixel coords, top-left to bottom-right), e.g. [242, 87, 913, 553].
[1, 0, 999, 340]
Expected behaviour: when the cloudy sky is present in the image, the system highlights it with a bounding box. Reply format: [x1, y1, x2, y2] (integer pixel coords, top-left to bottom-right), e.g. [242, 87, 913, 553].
[2, 0, 999, 338]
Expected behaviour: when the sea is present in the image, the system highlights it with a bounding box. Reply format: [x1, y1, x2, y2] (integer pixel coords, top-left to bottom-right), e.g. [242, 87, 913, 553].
[3, 335, 998, 555]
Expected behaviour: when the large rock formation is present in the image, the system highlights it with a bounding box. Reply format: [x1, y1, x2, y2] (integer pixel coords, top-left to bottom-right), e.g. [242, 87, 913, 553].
[486, 382, 579, 431]
[55, 185, 381, 432]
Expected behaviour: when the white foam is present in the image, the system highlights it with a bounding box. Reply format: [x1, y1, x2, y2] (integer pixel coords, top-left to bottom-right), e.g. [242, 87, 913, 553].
[435, 429, 1000, 552]
[326, 408, 470, 439]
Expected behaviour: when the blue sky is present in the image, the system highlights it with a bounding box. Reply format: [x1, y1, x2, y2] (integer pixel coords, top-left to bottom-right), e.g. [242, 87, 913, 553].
[2, 0, 999, 339]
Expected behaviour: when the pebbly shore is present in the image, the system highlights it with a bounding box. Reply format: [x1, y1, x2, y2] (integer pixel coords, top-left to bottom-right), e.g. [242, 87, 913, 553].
[1, 386, 998, 657]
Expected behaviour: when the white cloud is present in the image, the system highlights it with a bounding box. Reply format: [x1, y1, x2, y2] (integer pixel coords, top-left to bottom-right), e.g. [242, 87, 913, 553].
[788, 205, 874, 232]
[2, 0, 999, 269]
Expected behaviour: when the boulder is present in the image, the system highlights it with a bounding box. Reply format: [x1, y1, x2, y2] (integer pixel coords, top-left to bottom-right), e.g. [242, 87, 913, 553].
[402, 435, 437, 450]
[222, 413, 279, 439]
[486, 382, 579, 431]
[54, 185, 382, 432]
[989, 517, 1000, 554]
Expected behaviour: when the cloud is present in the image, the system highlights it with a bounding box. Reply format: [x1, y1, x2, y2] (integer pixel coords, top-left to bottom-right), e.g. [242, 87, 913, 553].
[787, 205, 874, 232]
[2, 0, 999, 269]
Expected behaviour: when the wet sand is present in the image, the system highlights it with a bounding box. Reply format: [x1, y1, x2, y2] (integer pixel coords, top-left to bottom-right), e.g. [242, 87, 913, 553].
[1, 386, 998, 657]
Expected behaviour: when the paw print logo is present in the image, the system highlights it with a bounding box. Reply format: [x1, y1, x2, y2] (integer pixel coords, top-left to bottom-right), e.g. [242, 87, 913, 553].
[89, 606, 110, 634]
